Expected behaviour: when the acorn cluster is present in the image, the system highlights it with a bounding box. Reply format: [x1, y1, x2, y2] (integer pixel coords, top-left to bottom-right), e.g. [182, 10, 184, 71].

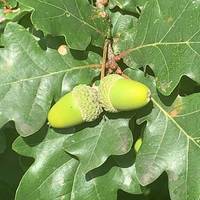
[48, 74, 151, 128]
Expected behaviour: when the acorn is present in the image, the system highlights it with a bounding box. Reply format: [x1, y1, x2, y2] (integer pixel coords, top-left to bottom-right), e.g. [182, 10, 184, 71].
[48, 85, 103, 128]
[98, 74, 151, 112]
[134, 138, 143, 153]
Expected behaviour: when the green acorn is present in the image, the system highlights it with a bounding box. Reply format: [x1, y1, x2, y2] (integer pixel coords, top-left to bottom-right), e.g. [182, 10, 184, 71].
[48, 85, 102, 128]
[98, 74, 151, 112]
[134, 138, 143, 152]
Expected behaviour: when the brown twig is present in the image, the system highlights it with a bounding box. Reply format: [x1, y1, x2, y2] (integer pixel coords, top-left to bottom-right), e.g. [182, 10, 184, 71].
[106, 42, 118, 70]
[101, 39, 109, 79]
[100, 39, 133, 78]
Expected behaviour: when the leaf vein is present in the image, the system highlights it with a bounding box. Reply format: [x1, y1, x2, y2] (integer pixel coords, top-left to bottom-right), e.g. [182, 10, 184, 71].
[0, 66, 99, 88]
[159, 0, 191, 42]
[155, 46, 170, 82]
[151, 98, 200, 149]
[35, 0, 103, 35]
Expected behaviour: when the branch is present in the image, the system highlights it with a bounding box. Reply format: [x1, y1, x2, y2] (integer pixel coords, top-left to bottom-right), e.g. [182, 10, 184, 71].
[101, 39, 109, 79]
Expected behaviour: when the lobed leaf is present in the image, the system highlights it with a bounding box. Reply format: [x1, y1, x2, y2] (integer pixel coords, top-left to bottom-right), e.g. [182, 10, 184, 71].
[125, 69, 200, 200]
[64, 118, 133, 173]
[0, 22, 100, 136]
[116, 0, 200, 95]
[13, 128, 141, 200]
[17, 0, 109, 50]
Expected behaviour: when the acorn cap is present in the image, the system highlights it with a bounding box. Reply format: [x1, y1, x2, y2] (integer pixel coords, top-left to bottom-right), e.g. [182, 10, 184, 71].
[98, 74, 123, 112]
[72, 85, 103, 122]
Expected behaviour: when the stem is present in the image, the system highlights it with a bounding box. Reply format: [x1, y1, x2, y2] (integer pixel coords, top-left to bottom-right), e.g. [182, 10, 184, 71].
[88, 64, 102, 68]
[101, 39, 109, 79]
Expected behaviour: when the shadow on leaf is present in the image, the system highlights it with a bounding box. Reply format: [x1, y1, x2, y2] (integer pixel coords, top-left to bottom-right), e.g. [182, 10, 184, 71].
[86, 148, 136, 181]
